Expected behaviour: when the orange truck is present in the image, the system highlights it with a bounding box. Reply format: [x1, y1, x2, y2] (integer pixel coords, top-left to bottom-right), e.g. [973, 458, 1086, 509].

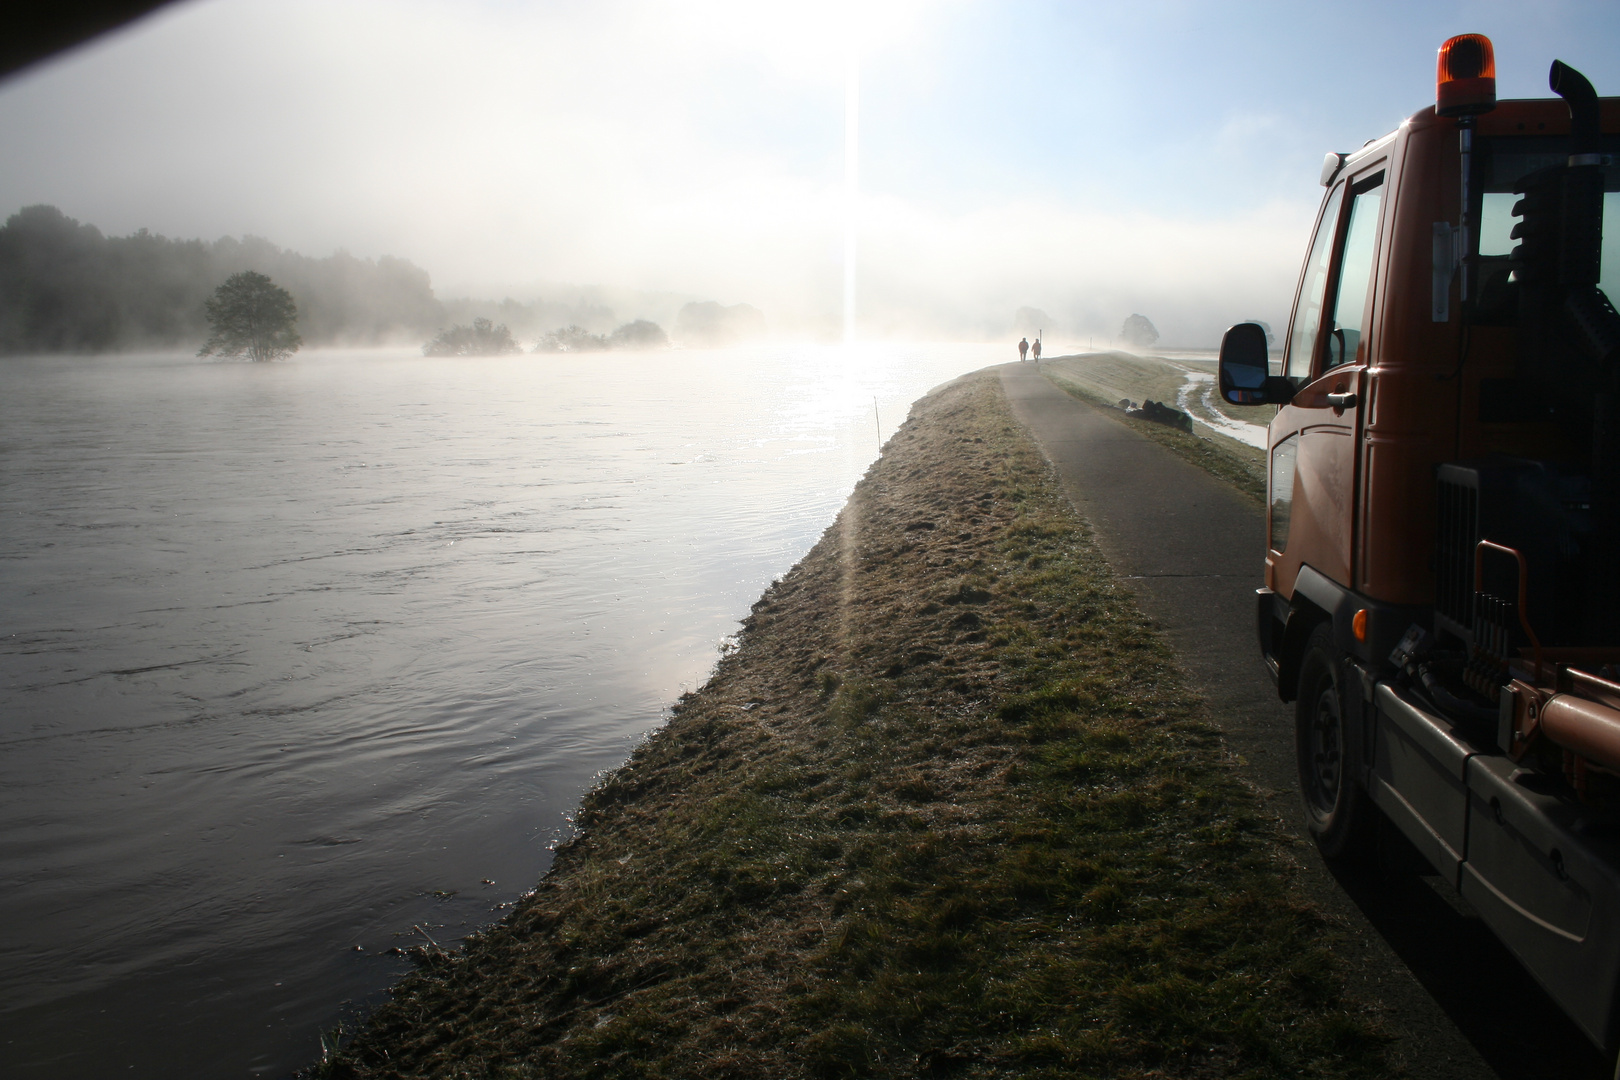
[1218, 35, 1620, 1056]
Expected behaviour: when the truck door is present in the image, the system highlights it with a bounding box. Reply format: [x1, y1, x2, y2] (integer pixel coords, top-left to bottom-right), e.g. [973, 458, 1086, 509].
[1269, 168, 1384, 596]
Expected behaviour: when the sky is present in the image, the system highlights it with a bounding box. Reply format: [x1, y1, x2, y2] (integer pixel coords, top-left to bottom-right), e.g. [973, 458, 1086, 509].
[2, 0, 1619, 345]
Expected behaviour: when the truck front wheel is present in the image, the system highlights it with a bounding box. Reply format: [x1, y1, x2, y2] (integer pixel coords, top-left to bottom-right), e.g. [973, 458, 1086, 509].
[1296, 624, 1372, 860]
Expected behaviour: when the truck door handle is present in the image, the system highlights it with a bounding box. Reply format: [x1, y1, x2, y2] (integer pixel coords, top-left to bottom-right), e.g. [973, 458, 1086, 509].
[1327, 392, 1358, 410]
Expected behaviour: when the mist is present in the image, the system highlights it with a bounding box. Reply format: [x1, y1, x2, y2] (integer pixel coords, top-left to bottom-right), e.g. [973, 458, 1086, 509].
[3, 0, 1619, 348]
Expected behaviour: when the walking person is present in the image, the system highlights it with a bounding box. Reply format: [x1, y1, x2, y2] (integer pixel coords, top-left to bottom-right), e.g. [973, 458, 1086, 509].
[1018, 337, 1029, 362]
[1031, 336, 1042, 362]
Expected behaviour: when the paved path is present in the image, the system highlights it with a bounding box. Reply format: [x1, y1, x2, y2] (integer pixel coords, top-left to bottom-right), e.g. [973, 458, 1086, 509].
[998, 361, 1609, 1080]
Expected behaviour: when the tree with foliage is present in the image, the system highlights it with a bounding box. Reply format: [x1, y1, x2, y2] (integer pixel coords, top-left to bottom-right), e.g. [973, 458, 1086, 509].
[607, 320, 668, 349]
[1119, 313, 1160, 349]
[198, 271, 301, 361]
[674, 301, 766, 347]
[0, 205, 445, 355]
[1012, 306, 1050, 337]
[423, 317, 522, 356]
[534, 325, 609, 353]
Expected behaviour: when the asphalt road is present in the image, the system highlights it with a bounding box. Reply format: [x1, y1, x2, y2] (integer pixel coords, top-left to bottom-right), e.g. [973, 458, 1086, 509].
[998, 360, 1610, 1080]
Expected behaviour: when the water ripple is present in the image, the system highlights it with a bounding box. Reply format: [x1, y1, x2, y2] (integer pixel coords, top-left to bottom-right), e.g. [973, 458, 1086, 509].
[0, 343, 1005, 1079]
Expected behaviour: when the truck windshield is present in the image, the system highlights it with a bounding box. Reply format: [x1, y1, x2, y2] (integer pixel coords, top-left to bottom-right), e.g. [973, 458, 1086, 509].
[1477, 136, 1620, 297]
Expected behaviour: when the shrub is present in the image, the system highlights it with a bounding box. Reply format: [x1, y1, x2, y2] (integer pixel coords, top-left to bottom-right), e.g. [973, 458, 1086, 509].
[423, 317, 522, 356]
[533, 325, 608, 353]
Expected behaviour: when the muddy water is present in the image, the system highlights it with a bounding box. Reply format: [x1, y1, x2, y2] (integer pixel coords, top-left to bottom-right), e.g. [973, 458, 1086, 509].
[0, 344, 999, 1078]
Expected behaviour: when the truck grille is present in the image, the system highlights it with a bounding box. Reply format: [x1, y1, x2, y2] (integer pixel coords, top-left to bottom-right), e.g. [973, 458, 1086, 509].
[1433, 460, 1592, 649]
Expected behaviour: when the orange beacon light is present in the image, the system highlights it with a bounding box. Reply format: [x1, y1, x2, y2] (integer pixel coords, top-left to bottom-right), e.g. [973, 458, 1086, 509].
[1437, 34, 1497, 117]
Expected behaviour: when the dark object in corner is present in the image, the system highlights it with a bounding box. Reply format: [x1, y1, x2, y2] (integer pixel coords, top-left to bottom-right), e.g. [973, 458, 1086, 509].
[3, 2, 178, 81]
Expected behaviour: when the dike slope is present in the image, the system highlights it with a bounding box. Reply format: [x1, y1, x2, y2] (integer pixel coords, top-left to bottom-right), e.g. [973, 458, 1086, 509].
[323, 371, 1386, 1079]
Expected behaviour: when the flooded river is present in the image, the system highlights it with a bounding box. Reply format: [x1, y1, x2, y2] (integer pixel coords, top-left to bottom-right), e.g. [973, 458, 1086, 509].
[0, 344, 1002, 1078]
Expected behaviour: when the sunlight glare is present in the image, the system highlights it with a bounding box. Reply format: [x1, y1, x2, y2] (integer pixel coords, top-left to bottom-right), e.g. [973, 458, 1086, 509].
[844, 42, 860, 345]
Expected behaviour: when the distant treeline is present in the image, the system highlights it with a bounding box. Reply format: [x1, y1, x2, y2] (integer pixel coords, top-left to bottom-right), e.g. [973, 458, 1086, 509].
[0, 205, 445, 354]
[674, 301, 765, 347]
[0, 206, 641, 355]
[440, 296, 620, 343]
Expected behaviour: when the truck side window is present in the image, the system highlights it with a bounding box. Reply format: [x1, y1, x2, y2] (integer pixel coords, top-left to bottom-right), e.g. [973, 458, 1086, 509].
[1323, 175, 1385, 368]
[1286, 183, 1345, 380]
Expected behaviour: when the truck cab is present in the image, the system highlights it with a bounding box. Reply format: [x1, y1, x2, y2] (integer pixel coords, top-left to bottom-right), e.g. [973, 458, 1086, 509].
[1219, 37, 1620, 1056]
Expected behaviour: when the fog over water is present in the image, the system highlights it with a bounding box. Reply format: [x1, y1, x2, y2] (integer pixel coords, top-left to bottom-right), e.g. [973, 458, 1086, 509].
[9, 1, 1615, 347]
[0, 344, 1008, 1079]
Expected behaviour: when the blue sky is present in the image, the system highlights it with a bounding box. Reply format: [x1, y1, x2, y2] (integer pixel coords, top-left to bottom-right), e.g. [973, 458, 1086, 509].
[875, 1, 1620, 211]
[2, 0, 1617, 344]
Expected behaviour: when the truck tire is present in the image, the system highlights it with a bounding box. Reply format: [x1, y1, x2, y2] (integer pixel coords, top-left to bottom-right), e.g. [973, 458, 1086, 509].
[1296, 624, 1372, 860]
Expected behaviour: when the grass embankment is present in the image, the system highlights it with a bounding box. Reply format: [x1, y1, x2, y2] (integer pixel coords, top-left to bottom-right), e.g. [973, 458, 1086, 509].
[1041, 351, 1193, 408]
[1040, 353, 1267, 504]
[323, 373, 1383, 1079]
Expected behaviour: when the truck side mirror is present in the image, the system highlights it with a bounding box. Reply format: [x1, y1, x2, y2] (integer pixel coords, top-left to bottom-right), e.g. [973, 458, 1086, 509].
[1218, 322, 1292, 405]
